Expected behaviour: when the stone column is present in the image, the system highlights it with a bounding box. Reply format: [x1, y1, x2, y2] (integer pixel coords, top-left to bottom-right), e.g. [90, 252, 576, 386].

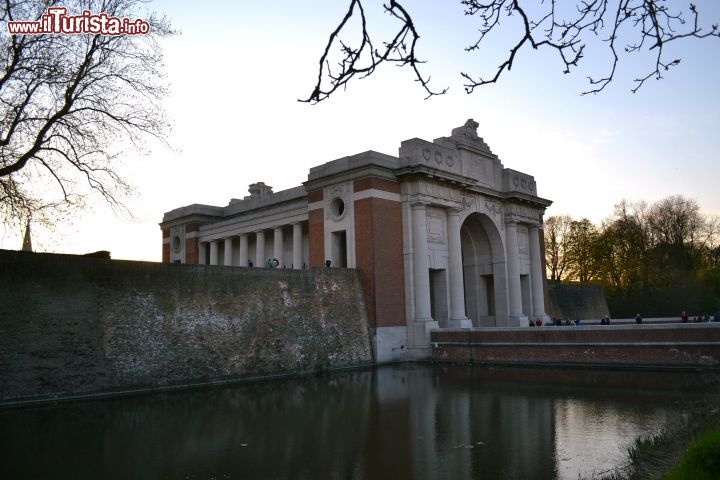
[447, 209, 472, 328]
[273, 227, 283, 266]
[199, 242, 207, 265]
[412, 203, 434, 323]
[528, 224, 549, 322]
[239, 234, 249, 267]
[505, 221, 525, 325]
[292, 222, 303, 269]
[223, 237, 233, 266]
[209, 240, 219, 266]
[255, 230, 265, 267]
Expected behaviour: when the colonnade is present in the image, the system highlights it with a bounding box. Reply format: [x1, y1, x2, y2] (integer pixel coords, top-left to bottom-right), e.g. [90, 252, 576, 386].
[199, 221, 306, 269]
[411, 203, 472, 328]
[505, 221, 547, 322]
[411, 203, 547, 327]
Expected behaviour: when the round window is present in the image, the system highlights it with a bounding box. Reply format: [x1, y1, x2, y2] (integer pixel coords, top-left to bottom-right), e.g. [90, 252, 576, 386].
[331, 197, 345, 218]
[172, 235, 182, 253]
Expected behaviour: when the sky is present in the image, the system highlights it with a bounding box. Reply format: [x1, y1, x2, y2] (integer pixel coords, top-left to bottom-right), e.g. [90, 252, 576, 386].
[2, 0, 719, 261]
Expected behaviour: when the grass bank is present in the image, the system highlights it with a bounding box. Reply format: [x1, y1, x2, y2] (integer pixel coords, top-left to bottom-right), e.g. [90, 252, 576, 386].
[660, 426, 720, 480]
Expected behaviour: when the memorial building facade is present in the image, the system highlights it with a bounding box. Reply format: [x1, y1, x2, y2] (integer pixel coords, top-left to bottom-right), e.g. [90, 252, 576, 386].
[160, 120, 552, 362]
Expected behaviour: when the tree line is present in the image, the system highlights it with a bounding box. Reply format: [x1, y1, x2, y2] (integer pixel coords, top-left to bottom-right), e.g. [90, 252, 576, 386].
[544, 195, 720, 318]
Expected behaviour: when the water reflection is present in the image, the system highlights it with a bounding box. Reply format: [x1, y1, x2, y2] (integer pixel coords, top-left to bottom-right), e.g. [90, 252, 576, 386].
[0, 365, 711, 480]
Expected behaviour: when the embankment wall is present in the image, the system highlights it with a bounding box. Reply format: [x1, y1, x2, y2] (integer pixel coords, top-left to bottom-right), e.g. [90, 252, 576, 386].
[547, 282, 610, 320]
[0, 250, 372, 405]
[431, 323, 720, 368]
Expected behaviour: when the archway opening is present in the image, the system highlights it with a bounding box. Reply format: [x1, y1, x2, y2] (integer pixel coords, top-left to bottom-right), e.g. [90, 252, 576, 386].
[460, 213, 507, 327]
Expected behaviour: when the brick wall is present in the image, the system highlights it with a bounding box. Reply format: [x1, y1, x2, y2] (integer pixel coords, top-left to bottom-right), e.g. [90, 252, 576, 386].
[431, 324, 720, 368]
[354, 198, 377, 326]
[0, 249, 372, 405]
[352, 177, 401, 194]
[307, 189, 323, 204]
[308, 209, 324, 268]
[353, 179, 405, 329]
[162, 229, 170, 262]
[184, 223, 200, 264]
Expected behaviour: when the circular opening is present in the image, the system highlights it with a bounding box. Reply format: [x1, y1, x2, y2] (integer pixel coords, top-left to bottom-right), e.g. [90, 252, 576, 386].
[172, 235, 182, 252]
[331, 197, 345, 217]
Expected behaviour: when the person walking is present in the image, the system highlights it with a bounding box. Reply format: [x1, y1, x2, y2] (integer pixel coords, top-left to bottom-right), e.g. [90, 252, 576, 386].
[635, 313, 643, 324]
[681, 311, 688, 323]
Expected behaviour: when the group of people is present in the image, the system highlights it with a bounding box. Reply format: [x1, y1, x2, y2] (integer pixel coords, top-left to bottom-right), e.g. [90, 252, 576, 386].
[681, 310, 720, 323]
[531, 315, 613, 327]
[529, 311, 720, 328]
[532, 318, 585, 327]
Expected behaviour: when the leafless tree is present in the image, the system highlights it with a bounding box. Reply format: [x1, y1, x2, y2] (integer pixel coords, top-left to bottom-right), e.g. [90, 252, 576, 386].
[303, 0, 719, 103]
[0, 0, 172, 228]
[647, 195, 703, 247]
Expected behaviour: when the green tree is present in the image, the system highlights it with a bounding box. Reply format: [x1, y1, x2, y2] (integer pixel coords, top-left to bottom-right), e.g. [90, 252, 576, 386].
[591, 196, 720, 316]
[544, 214, 572, 281]
[565, 218, 599, 283]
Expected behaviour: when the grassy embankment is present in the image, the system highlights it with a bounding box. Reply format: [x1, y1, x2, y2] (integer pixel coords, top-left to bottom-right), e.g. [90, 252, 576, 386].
[660, 426, 720, 480]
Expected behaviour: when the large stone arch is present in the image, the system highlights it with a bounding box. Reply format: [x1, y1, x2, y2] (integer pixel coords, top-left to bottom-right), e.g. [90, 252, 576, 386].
[460, 212, 509, 327]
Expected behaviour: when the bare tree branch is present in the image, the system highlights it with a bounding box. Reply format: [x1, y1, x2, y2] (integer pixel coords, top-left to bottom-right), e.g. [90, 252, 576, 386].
[310, 0, 719, 101]
[300, 0, 446, 103]
[0, 0, 173, 227]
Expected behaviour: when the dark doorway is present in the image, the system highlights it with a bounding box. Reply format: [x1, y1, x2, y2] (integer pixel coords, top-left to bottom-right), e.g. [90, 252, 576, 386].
[331, 230, 347, 268]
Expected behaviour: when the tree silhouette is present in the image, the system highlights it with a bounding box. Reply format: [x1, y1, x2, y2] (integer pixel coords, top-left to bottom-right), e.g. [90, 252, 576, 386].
[547, 196, 720, 316]
[0, 0, 172, 228]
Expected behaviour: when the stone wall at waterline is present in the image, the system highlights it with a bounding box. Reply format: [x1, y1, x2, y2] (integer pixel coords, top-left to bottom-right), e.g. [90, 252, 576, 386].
[431, 323, 720, 368]
[0, 250, 372, 405]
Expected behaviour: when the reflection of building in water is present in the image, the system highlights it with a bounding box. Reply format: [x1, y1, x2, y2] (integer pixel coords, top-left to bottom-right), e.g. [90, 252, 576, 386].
[161, 121, 552, 361]
[371, 366, 557, 480]
[3, 364, 690, 479]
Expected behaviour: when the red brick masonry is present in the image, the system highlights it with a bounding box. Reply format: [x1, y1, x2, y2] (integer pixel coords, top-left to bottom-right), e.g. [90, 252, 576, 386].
[354, 196, 405, 329]
[162, 228, 170, 262]
[431, 323, 720, 368]
[308, 209, 324, 268]
[185, 223, 200, 264]
[307, 189, 323, 203]
[353, 177, 401, 194]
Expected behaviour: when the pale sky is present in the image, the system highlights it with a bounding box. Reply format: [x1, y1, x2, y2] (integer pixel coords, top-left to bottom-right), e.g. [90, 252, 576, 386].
[2, 1, 719, 260]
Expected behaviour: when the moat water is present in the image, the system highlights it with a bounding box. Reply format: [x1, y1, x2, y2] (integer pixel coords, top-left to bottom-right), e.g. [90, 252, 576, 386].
[0, 364, 714, 480]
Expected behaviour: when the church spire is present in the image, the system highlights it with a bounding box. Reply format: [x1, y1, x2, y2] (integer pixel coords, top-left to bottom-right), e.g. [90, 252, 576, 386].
[22, 219, 32, 252]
